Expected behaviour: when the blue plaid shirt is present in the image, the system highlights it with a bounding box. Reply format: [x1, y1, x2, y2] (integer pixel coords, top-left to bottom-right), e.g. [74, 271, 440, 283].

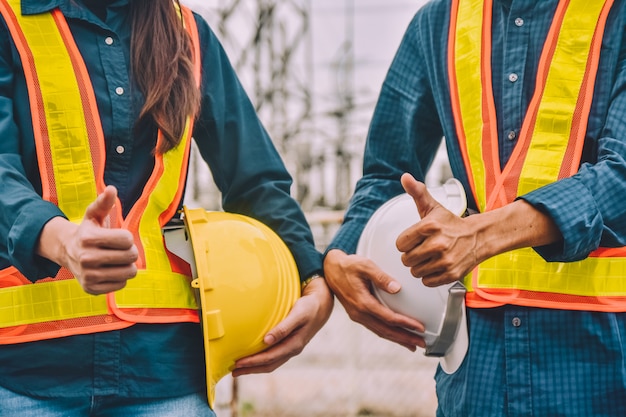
[329, 0, 626, 415]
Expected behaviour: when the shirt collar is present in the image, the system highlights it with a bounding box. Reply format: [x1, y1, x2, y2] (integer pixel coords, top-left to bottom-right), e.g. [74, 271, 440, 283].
[19, 0, 130, 14]
[493, 0, 513, 9]
[19, 0, 131, 30]
[20, 0, 64, 14]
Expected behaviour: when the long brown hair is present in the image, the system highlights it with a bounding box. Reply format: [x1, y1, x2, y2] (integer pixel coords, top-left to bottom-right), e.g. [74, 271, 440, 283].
[129, 0, 200, 154]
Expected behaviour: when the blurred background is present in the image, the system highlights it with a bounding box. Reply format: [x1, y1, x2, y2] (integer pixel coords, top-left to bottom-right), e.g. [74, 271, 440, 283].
[180, 1, 452, 416]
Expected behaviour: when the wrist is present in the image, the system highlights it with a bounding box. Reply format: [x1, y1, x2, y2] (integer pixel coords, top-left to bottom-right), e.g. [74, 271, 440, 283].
[301, 273, 324, 292]
[36, 216, 73, 266]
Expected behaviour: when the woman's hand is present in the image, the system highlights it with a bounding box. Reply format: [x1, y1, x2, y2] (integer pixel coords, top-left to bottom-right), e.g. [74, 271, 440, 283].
[232, 275, 334, 376]
[36, 186, 138, 295]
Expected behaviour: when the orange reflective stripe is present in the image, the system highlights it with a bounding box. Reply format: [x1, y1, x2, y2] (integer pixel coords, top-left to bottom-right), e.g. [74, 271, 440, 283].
[0, 0, 53, 203]
[0, 3, 201, 341]
[560, 0, 613, 179]
[515, 0, 612, 200]
[2, 0, 108, 221]
[465, 290, 626, 313]
[110, 6, 200, 322]
[122, 5, 200, 272]
[451, 0, 613, 212]
[450, 0, 625, 310]
[484, 0, 612, 208]
[447, 0, 486, 211]
[477, 0, 501, 210]
[51, 9, 107, 200]
[484, 0, 571, 210]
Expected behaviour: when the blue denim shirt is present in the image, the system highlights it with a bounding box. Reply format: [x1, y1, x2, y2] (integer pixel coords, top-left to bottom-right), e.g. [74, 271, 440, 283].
[0, 0, 322, 398]
[328, 0, 626, 415]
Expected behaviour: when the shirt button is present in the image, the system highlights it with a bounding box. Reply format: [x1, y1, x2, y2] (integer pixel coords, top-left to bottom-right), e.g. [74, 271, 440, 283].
[115, 86, 125, 95]
[514, 17, 524, 27]
[105, 37, 114, 45]
[507, 130, 517, 141]
[115, 145, 125, 154]
[512, 317, 522, 327]
[508, 73, 519, 83]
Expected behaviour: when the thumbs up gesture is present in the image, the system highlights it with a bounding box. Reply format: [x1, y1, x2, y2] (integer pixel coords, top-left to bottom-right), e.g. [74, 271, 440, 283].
[37, 186, 138, 295]
[395, 173, 477, 287]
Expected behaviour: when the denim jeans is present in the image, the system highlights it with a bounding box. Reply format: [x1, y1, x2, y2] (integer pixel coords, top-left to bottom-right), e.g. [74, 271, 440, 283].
[0, 385, 217, 417]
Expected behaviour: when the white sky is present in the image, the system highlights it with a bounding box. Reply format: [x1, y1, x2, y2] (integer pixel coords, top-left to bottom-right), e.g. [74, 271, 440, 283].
[181, 0, 427, 139]
[178, 1, 450, 208]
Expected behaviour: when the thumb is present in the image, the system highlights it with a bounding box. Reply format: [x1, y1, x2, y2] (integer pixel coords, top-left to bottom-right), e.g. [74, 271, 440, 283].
[400, 173, 438, 218]
[84, 185, 117, 227]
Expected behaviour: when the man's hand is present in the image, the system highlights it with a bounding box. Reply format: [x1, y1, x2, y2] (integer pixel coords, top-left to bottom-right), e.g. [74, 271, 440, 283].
[396, 173, 478, 287]
[396, 173, 563, 287]
[37, 186, 138, 294]
[322, 249, 425, 351]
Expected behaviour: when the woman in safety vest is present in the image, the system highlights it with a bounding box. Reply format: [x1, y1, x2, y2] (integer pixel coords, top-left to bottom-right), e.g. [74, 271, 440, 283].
[324, 0, 626, 415]
[0, 0, 333, 415]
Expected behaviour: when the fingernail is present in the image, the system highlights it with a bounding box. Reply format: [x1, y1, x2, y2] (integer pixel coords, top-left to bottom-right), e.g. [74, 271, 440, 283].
[388, 281, 401, 293]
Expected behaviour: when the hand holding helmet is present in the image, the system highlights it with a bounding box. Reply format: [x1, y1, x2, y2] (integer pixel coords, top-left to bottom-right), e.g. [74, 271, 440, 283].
[232, 275, 333, 377]
[165, 208, 302, 407]
[356, 173, 469, 373]
[323, 249, 428, 352]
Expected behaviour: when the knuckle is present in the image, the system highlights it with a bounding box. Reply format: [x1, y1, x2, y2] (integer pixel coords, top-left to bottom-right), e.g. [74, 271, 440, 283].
[372, 269, 389, 285]
[338, 254, 356, 270]
[291, 341, 305, 356]
[440, 255, 454, 270]
[431, 239, 449, 254]
[77, 252, 92, 267]
[410, 265, 422, 278]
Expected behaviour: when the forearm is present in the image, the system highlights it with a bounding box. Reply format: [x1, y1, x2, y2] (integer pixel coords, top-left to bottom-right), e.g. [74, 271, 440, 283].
[0, 159, 68, 279]
[35, 216, 76, 267]
[470, 199, 563, 264]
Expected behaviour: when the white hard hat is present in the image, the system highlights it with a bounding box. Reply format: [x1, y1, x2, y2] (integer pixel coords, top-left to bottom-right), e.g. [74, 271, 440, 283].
[356, 178, 469, 374]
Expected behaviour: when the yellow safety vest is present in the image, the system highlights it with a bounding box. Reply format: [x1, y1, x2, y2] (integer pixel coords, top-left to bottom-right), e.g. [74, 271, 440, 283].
[448, 0, 626, 311]
[0, 0, 202, 343]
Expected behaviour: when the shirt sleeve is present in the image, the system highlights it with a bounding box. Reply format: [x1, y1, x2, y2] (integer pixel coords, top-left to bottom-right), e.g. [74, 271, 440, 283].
[522, 134, 626, 262]
[190, 15, 322, 280]
[0, 21, 66, 280]
[327, 12, 444, 255]
[521, 24, 626, 262]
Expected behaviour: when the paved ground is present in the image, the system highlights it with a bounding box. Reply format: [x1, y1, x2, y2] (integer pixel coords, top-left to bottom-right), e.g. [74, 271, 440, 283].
[213, 303, 439, 417]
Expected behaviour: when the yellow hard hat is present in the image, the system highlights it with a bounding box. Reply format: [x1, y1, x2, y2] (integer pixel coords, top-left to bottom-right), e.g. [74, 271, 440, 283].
[356, 178, 469, 374]
[164, 207, 300, 408]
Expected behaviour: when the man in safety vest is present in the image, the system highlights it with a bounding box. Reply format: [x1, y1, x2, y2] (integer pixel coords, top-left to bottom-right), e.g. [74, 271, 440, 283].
[324, 0, 626, 415]
[0, 0, 332, 415]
